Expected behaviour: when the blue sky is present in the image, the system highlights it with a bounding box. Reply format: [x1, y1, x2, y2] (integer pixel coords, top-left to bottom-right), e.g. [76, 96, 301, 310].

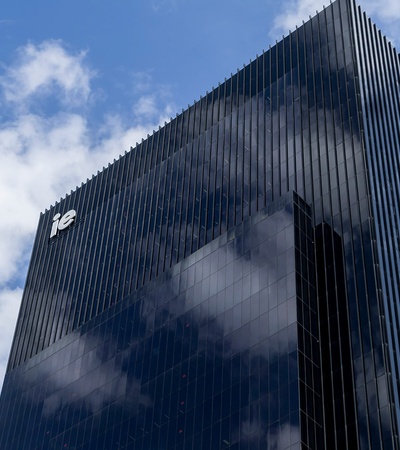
[0, 0, 399, 389]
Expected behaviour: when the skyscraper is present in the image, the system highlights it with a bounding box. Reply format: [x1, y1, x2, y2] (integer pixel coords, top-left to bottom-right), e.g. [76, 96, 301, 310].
[1, 0, 399, 448]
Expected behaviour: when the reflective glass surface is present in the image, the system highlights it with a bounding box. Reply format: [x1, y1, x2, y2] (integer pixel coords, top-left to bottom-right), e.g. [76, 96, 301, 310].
[0, 194, 321, 449]
[2, 0, 400, 448]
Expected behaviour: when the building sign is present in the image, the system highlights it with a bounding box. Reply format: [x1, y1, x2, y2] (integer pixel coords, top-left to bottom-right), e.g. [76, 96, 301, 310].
[50, 210, 77, 239]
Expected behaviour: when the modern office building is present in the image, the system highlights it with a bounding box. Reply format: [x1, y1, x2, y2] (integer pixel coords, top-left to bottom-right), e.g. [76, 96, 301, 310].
[1, 0, 400, 448]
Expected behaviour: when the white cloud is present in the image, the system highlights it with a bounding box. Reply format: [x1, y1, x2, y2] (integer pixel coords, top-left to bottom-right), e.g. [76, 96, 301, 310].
[131, 71, 175, 122]
[362, 0, 400, 21]
[0, 288, 23, 391]
[271, 0, 400, 45]
[131, 70, 154, 94]
[135, 94, 159, 118]
[151, 0, 179, 13]
[0, 40, 174, 390]
[361, 0, 400, 46]
[0, 40, 92, 108]
[271, 0, 324, 37]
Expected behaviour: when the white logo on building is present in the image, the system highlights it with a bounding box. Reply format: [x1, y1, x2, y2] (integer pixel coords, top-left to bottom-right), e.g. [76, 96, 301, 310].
[50, 210, 77, 239]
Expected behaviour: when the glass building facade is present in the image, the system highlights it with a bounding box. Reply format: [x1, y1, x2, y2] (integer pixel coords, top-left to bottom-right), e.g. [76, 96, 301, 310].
[0, 0, 399, 448]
